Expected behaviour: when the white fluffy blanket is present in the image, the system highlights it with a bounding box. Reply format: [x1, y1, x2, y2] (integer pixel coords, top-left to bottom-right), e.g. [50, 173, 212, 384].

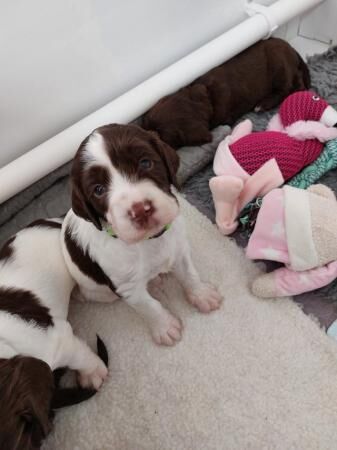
[44, 197, 337, 450]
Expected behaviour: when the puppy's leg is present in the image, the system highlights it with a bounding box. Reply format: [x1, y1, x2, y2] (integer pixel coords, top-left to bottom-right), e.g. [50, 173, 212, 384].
[72, 285, 119, 304]
[255, 67, 290, 112]
[74, 340, 109, 390]
[56, 323, 108, 390]
[173, 252, 222, 313]
[121, 286, 182, 346]
[255, 93, 284, 112]
[147, 274, 172, 302]
[148, 273, 166, 290]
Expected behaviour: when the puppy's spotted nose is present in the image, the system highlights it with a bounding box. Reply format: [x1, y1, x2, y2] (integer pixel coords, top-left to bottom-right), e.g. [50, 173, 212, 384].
[129, 201, 154, 225]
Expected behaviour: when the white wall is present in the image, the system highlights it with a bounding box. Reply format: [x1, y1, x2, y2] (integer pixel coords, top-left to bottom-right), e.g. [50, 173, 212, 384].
[299, 0, 337, 44]
[0, 0, 250, 168]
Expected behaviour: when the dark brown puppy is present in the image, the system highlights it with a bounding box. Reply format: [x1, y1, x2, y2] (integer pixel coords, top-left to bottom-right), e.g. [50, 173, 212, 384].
[0, 337, 108, 450]
[142, 38, 310, 148]
[0, 357, 54, 450]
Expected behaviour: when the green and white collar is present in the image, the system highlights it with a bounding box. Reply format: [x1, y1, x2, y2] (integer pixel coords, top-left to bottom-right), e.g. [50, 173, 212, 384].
[101, 221, 171, 240]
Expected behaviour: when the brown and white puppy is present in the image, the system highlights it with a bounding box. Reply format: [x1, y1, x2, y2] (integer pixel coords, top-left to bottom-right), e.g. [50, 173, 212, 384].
[62, 124, 222, 346]
[142, 37, 311, 148]
[0, 220, 108, 450]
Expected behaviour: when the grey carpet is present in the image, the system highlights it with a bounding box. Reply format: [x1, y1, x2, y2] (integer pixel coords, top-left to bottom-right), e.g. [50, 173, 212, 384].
[182, 45, 337, 329]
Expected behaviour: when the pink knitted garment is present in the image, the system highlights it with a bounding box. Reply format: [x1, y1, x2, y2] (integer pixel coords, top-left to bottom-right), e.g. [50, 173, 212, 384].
[229, 131, 323, 180]
[279, 91, 328, 126]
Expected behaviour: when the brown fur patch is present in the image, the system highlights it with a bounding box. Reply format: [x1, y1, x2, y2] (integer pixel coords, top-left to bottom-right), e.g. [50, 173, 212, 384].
[79, 165, 111, 222]
[70, 135, 106, 230]
[0, 287, 54, 328]
[97, 124, 179, 193]
[64, 226, 117, 293]
[0, 236, 16, 263]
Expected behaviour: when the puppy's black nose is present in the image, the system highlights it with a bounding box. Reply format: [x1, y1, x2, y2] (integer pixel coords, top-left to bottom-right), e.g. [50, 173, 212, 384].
[334, 123, 337, 128]
[128, 201, 154, 224]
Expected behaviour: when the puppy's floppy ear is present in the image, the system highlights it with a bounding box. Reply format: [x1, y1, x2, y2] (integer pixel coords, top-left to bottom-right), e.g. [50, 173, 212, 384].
[22, 359, 54, 446]
[150, 131, 180, 189]
[20, 406, 52, 448]
[71, 183, 102, 230]
[71, 139, 102, 230]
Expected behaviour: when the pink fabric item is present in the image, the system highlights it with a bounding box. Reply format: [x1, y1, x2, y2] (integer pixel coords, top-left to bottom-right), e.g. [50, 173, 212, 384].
[279, 91, 328, 126]
[237, 159, 284, 210]
[247, 182, 337, 296]
[213, 139, 249, 179]
[267, 113, 284, 132]
[229, 131, 323, 181]
[274, 261, 337, 296]
[286, 120, 337, 142]
[246, 189, 290, 264]
[230, 119, 253, 143]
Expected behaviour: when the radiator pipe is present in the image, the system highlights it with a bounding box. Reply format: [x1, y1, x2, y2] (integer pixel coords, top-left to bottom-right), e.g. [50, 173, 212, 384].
[0, 0, 324, 203]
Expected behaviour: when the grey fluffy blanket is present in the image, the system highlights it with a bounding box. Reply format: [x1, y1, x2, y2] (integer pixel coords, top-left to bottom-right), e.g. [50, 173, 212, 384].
[0, 126, 230, 245]
[183, 46, 337, 328]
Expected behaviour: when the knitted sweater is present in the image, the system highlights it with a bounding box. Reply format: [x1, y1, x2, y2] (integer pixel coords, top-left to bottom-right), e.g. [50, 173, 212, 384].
[229, 130, 323, 180]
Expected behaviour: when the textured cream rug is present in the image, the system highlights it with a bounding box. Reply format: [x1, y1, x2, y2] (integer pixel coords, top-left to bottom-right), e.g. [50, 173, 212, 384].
[44, 197, 337, 450]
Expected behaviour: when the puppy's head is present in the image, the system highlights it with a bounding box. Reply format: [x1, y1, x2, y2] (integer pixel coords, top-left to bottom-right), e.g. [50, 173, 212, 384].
[142, 84, 213, 148]
[71, 124, 180, 243]
[0, 356, 54, 450]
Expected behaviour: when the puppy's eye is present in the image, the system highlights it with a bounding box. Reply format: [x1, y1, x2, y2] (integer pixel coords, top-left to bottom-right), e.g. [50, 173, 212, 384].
[139, 158, 153, 170]
[94, 184, 106, 196]
[312, 95, 320, 101]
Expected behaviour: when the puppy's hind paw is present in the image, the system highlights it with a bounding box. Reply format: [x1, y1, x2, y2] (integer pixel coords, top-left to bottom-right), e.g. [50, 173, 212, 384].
[78, 359, 108, 391]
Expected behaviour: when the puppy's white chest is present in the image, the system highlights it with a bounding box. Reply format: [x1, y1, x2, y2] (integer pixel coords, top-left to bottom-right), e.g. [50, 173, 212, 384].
[143, 240, 175, 280]
[161, 257, 172, 273]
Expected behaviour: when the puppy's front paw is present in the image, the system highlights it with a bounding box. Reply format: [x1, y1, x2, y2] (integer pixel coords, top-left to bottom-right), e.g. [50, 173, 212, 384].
[78, 360, 108, 391]
[187, 283, 222, 313]
[150, 312, 183, 346]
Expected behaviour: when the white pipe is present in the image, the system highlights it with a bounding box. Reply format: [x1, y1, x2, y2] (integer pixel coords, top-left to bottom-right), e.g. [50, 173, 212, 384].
[0, 0, 324, 203]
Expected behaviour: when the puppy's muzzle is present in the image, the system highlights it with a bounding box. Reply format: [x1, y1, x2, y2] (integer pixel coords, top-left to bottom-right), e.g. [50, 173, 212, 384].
[128, 200, 155, 228]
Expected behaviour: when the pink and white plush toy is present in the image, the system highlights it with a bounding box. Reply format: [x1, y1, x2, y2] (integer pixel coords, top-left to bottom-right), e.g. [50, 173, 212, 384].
[247, 184, 337, 298]
[210, 91, 337, 235]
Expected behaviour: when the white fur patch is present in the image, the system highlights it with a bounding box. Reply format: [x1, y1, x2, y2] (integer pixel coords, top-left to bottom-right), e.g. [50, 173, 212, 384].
[106, 174, 179, 243]
[82, 131, 113, 170]
[0, 226, 108, 383]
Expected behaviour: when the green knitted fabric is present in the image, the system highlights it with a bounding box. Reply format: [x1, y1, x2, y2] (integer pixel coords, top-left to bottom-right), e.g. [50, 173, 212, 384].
[239, 138, 337, 229]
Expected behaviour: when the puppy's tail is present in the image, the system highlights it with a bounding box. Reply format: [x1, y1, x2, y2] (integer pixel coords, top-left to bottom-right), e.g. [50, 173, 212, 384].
[51, 335, 109, 410]
[296, 51, 311, 89]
